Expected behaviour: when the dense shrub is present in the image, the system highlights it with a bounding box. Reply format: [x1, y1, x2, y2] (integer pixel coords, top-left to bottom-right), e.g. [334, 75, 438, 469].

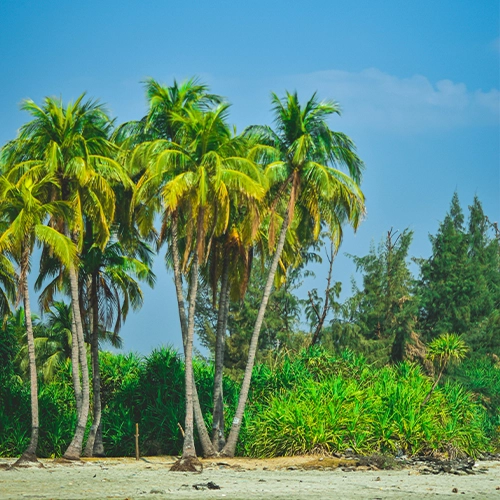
[244, 351, 490, 458]
[0, 347, 494, 458]
[450, 358, 500, 449]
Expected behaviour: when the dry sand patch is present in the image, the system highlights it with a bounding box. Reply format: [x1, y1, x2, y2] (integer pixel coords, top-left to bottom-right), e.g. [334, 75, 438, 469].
[0, 457, 498, 499]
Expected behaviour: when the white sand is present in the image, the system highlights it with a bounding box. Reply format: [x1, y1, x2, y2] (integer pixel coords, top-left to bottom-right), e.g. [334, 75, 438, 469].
[0, 457, 498, 499]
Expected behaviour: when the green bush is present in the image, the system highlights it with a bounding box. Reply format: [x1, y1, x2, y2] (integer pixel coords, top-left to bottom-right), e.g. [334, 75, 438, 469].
[450, 358, 500, 449]
[0, 347, 493, 458]
[244, 351, 489, 458]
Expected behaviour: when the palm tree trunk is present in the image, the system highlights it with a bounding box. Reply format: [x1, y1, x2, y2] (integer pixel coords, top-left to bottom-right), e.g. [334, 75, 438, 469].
[211, 253, 230, 450]
[16, 243, 39, 463]
[95, 424, 104, 455]
[63, 263, 91, 459]
[172, 212, 216, 457]
[70, 310, 82, 419]
[221, 208, 291, 457]
[83, 272, 104, 457]
[181, 248, 199, 459]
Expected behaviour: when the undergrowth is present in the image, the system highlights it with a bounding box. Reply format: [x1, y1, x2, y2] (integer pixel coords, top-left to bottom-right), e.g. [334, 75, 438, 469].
[0, 347, 494, 458]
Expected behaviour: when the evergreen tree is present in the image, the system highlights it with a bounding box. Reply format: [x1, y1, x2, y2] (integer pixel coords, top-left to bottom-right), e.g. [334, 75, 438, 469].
[339, 228, 422, 364]
[418, 193, 500, 357]
[418, 193, 471, 339]
[464, 196, 500, 356]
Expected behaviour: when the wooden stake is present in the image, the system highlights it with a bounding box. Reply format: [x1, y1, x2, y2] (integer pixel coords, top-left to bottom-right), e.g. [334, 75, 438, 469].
[177, 422, 185, 437]
[135, 423, 140, 460]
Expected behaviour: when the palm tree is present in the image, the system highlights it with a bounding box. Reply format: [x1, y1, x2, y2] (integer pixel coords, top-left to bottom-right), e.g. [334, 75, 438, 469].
[115, 77, 222, 150]
[35, 223, 154, 456]
[421, 333, 469, 407]
[79, 237, 155, 456]
[204, 189, 264, 450]
[2, 94, 132, 459]
[137, 103, 265, 467]
[15, 302, 72, 382]
[220, 91, 365, 456]
[0, 174, 76, 463]
[128, 78, 231, 458]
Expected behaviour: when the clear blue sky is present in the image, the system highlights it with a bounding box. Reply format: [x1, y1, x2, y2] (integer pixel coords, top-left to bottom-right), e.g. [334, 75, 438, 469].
[2, 0, 499, 354]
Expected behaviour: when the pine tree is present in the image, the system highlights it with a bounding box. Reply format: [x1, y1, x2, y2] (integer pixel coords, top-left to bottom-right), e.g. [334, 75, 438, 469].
[418, 193, 500, 356]
[418, 193, 472, 339]
[464, 196, 500, 356]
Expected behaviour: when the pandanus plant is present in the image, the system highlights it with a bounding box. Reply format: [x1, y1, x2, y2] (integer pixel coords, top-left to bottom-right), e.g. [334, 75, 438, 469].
[421, 333, 468, 407]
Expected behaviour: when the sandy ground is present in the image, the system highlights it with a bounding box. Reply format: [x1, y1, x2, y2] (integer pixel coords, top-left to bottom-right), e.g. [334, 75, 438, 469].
[0, 456, 499, 500]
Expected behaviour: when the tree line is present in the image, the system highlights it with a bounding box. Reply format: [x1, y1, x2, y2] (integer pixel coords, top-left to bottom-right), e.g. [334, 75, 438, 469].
[0, 78, 365, 467]
[197, 193, 499, 373]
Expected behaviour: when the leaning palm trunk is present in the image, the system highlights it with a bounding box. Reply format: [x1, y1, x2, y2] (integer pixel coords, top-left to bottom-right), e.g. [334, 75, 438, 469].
[221, 208, 291, 457]
[171, 213, 216, 457]
[211, 254, 230, 450]
[15, 244, 39, 464]
[180, 250, 199, 460]
[70, 312, 82, 419]
[63, 263, 91, 460]
[83, 273, 104, 457]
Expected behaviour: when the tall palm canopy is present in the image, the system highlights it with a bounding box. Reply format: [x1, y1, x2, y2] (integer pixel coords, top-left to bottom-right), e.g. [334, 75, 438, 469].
[221, 91, 366, 457]
[2, 94, 132, 248]
[0, 175, 76, 268]
[247, 91, 364, 246]
[0, 82, 370, 464]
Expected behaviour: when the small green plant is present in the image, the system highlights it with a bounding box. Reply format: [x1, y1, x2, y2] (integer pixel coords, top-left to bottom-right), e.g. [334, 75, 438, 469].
[422, 333, 468, 407]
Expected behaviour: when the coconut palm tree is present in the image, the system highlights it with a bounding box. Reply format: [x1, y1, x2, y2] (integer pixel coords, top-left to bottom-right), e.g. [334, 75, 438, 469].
[15, 302, 72, 382]
[138, 103, 265, 467]
[220, 91, 365, 456]
[204, 190, 265, 451]
[2, 94, 132, 459]
[128, 78, 232, 458]
[35, 222, 154, 456]
[115, 77, 222, 150]
[0, 174, 76, 463]
[79, 237, 155, 456]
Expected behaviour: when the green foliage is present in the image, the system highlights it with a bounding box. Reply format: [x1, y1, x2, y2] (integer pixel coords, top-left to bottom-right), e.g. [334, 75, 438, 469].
[197, 262, 305, 376]
[0, 347, 242, 457]
[428, 333, 469, 368]
[451, 358, 500, 448]
[0, 346, 495, 458]
[245, 350, 489, 458]
[418, 194, 500, 353]
[324, 229, 424, 366]
[0, 321, 20, 380]
[0, 79, 497, 461]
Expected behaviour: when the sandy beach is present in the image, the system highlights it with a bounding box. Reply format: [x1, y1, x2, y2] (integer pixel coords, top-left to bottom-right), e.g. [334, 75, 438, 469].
[0, 456, 499, 500]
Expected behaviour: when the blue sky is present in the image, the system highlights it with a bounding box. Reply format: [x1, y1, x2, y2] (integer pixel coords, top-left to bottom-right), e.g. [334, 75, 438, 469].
[1, 0, 499, 354]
